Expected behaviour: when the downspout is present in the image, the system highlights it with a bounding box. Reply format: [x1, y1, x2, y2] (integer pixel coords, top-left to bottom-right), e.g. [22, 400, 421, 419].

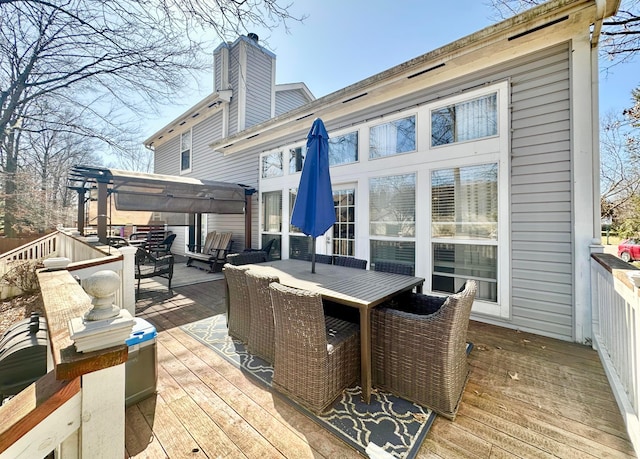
[590, 0, 606, 243]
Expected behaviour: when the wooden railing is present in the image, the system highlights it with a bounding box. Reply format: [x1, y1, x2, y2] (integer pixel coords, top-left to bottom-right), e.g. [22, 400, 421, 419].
[0, 270, 129, 459]
[0, 231, 136, 315]
[591, 252, 640, 454]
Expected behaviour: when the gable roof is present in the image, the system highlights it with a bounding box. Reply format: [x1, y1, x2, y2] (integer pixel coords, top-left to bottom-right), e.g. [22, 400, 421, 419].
[209, 0, 619, 156]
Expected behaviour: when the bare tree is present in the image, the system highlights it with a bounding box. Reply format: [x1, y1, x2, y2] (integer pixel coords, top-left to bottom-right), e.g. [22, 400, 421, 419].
[0, 0, 301, 236]
[600, 111, 640, 224]
[486, 0, 640, 64]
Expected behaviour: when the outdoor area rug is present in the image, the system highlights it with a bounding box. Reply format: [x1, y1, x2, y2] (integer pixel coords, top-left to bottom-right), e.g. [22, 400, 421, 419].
[181, 314, 473, 459]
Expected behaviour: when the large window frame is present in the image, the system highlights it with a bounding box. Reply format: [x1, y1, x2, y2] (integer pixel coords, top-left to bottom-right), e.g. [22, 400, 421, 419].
[425, 82, 509, 318]
[256, 81, 509, 318]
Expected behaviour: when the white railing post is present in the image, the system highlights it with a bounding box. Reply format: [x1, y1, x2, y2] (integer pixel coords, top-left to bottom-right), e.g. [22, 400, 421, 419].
[119, 246, 137, 316]
[67, 270, 133, 458]
[79, 364, 126, 458]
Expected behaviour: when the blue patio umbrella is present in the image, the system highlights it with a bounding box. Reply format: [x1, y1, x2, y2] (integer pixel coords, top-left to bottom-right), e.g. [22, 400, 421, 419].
[291, 118, 335, 273]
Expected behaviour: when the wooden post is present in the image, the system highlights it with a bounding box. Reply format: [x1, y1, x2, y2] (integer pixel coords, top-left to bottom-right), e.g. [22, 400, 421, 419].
[245, 194, 252, 250]
[77, 188, 86, 236]
[97, 181, 108, 243]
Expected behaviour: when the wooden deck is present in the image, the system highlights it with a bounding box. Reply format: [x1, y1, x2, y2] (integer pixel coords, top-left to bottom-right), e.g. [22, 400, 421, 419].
[126, 275, 637, 458]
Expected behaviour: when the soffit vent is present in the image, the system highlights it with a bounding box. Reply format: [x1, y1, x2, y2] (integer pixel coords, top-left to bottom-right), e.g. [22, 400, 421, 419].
[407, 63, 446, 79]
[508, 15, 569, 41]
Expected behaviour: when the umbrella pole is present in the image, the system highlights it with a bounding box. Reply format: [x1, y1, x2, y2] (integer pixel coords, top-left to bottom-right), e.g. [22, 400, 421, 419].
[311, 237, 316, 273]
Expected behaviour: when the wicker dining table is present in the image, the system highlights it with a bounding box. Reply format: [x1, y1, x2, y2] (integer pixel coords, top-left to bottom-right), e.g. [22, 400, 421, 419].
[243, 258, 425, 404]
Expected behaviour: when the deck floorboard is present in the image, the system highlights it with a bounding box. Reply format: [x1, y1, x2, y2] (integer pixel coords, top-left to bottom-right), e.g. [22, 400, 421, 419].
[126, 275, 636, 459]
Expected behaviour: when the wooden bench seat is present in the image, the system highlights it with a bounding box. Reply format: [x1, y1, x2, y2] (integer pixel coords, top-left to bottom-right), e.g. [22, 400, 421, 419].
[186, 232, 233, 273]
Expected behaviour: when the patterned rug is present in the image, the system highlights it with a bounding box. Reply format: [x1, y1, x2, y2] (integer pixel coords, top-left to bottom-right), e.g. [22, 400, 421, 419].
[181, 314, 472, 459]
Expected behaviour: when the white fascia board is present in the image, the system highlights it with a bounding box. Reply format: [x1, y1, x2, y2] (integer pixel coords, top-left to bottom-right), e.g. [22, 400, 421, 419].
[275, 82, 316, 101]
[144, 92, 229, 148]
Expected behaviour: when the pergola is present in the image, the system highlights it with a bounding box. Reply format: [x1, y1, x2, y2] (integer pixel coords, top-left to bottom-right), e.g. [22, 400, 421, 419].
[67, 165, 256, 247]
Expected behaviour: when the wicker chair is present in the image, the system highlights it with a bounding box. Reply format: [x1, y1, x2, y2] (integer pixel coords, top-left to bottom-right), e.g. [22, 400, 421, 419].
[371, 280, 477, 420]
[226, 250, 268, 266]
[245, 271, 279, 363]
[305, 253, 333, 264]
[269, 282, 360, 414]
[333, 256, 367, 269]
[223, 263, 251, 343]
[373, 260, 414, 276]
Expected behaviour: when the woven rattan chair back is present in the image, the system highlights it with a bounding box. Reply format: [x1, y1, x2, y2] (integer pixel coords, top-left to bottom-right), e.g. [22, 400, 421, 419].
[245, 271, 279, 363]
[371, 280, 477, 420]
[269, 282, 360, 414]
[373, 260, 414, 276]
[223, 263, 251, 343]
[333, 256, 367, 269]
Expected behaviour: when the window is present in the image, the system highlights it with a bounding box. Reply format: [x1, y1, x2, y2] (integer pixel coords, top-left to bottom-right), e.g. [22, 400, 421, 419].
[180, 131, 191, 172]
[261, 191, 282, 233]
[431, 164, 498, 301]
[431, 93, 497, 146]
[369, 174, 415, 237]
[262, 151, 283, 178]
[333, 189, 355, 256]
[369, 116, 416, 159]
[288, 188, 310, 259]
[329, 131, 358, 165]
[370, 240, 415, 271]
[261, 191, 282, 260]
[289, 147, 304, 173]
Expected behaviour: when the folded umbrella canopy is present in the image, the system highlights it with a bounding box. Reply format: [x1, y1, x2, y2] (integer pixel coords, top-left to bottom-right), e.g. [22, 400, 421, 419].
[291, 118, 336, 273]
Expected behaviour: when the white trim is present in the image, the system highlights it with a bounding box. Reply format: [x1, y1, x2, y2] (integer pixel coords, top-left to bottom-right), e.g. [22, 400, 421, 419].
[571, 31, 597, 343]
[237, 40, 247, 132]
[275, 82, 316, 102]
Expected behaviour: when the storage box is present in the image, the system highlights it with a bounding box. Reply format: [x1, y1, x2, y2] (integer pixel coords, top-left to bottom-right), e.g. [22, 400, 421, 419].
[125, 318, 157, 406]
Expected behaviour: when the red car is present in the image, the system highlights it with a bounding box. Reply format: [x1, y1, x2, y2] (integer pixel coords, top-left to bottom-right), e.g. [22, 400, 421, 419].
[618, 239, 640, 262]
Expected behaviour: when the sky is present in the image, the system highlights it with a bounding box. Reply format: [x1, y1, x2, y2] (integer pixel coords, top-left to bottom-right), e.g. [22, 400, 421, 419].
[143, 0, 639, 138]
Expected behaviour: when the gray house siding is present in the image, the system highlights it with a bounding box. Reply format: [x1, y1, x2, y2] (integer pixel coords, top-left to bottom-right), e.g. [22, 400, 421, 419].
[191, 113, 223, 174]
[275, 89, 309, 116]
[154, 135, 179, 176]
[245, 46, 273, 128]
[509, 44, 572, 339]
[203, 149, 259, 253]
